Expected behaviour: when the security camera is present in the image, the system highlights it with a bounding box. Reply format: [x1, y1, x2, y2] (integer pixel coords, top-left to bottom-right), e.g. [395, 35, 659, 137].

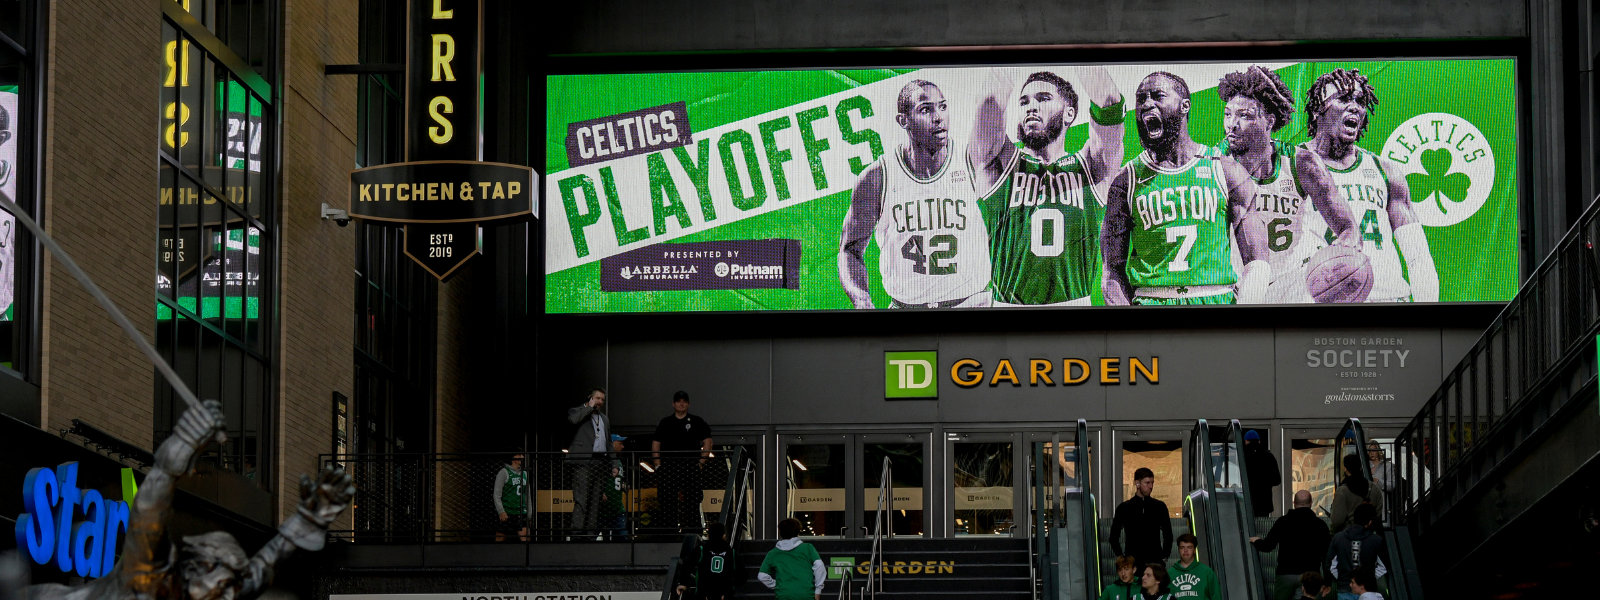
[321, 203, 352, 227]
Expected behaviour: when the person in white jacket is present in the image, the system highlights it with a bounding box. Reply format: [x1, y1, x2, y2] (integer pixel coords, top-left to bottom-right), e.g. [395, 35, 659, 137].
[757, 518, 825, 600]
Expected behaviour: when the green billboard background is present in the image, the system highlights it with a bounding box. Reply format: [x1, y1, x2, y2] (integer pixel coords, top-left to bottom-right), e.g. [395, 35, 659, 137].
[545, 59, 1519, 313]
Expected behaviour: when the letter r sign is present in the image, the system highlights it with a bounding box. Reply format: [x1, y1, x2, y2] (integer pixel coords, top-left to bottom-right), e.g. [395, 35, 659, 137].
[885, 351, 938, 399]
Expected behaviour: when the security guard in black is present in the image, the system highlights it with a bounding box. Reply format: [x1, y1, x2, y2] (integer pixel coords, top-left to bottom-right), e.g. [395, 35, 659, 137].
[652, 391, 713, 531]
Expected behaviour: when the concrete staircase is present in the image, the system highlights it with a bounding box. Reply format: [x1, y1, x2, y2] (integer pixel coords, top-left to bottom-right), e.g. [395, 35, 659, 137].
[733, 537, 1032, 598]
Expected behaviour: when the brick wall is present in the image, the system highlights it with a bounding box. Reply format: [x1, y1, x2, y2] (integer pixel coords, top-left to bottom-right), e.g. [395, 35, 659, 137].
[277, 0, 357, 520]
[37, 0, 161, 446]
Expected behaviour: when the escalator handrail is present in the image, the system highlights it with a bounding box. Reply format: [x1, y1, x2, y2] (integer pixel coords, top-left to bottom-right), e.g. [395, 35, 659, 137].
[1228, 420, 1259, 520]
[1076, 419, 1100, 599]
[1189, 420, 1269, 599]
[1188, 421, 1227, 580]
[1338, 419, 1375, 485]
[1227, 420, 1266, 599]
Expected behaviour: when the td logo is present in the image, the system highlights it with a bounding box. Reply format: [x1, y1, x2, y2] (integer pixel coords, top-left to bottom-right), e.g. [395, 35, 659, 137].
[885, 351, 937, 399]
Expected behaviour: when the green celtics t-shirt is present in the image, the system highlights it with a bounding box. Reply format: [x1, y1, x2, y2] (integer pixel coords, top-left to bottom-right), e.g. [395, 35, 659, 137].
[977, 147, 1104, 304]
[1124, 148, 1236, 289]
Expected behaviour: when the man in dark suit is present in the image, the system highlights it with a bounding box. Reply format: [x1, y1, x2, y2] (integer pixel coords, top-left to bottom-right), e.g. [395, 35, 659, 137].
[567, 387, 611, 536]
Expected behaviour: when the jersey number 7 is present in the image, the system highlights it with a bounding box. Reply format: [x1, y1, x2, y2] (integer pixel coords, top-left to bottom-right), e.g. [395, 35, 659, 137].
[1166, 225, 1198, 272]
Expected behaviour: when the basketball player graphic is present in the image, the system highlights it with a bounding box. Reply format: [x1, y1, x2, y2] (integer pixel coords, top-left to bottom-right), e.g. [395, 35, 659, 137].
[1101, 72, 1271, 306]
[1302, 68, 1440, 303]
[839, 79, 991, 308]
[1216, 65, 1359, 304]
[968, 66, 1125, 306]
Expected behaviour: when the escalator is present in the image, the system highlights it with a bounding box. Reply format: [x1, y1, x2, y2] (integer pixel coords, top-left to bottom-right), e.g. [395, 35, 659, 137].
[1335, 419, 1425, 600]
[1184, 419, 1266, 600]
[1034, 419, 1100, 600]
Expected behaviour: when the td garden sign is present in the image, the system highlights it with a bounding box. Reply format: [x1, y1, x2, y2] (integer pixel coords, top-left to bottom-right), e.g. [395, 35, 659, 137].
[344, 0, 535, 280]
[886, 351, 1160, 399]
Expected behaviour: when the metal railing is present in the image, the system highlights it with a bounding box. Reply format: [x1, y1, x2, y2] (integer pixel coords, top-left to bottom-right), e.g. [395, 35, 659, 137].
[320, 448, 746, 542]
[1392, 197, 1600, 534]
[720, 448, 756, 541]
[865, 456, 891, 598]
[660, 533, 699, 600]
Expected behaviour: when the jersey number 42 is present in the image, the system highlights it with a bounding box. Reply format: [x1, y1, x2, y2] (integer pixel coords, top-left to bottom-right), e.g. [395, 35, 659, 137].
[901, 234, 958, 275]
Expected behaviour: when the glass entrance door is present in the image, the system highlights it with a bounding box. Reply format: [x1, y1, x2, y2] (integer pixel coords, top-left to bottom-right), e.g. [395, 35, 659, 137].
[780, 433, 930, 538]
[861, 434, 928, 537]
[950, 433, 1016, 536]
[1112, 429, 1186, 519]
[1286, 427, 1342, 518]
[782, 435, 849, 538]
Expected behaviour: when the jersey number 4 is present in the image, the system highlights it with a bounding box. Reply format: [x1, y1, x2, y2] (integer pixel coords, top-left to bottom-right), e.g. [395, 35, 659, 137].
[901, 234, 958, 275]
[1323, 209, 1385, 249]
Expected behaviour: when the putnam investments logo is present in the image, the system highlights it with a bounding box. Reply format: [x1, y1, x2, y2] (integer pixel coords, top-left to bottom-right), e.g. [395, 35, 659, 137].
[885, 351, 938, 399]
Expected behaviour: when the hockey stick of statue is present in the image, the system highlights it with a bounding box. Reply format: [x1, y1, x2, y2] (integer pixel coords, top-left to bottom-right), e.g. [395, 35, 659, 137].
[0, 194, 204, 412]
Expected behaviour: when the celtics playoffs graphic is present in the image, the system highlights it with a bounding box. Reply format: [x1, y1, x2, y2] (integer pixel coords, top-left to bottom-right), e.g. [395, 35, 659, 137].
[546, 59, 1520, 313]
[1382, 113, 1496, 227]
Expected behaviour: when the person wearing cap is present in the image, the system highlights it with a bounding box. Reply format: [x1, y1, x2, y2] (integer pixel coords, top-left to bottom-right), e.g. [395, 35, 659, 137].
[653, 390, 713, 532]
[1243, 429, 1281, 517]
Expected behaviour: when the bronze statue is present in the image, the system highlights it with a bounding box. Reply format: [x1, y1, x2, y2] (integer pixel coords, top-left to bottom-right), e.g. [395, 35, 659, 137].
[24, 400, 354, 600]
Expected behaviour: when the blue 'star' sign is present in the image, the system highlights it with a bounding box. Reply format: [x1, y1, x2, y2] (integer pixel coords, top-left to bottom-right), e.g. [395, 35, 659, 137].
[14, 462, 131, 578]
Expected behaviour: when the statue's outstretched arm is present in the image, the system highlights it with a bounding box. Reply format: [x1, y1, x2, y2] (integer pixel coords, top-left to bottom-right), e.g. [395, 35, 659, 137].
[239, 466, 354, 598]
[123, 400, 227, 593]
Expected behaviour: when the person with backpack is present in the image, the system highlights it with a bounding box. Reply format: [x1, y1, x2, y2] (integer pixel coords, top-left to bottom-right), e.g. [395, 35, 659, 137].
[758, 518, 825, 600]
[1330, 453, 1380, 533]
[1326, 504, 1391, 600]
[677, 522, 738, 599]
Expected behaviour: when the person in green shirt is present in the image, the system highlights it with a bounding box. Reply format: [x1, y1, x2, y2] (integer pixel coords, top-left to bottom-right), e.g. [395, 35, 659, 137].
[1100, 555, 1142, 600]
[758, 518, 825, 600]
[1168, 534, 1221, 600]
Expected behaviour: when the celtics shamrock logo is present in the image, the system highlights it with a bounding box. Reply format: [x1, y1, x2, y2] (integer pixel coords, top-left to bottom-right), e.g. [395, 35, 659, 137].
[1406, 149, 1471, 214]
[1382, 112, 1496, 227]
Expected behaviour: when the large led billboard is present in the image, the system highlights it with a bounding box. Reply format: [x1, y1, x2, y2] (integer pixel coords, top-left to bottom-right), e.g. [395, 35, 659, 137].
[545, 59, 1519, 313]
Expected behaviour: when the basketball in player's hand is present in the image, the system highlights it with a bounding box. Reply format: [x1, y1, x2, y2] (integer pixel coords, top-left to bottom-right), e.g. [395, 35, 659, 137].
[1306, 245, 1374, 303]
